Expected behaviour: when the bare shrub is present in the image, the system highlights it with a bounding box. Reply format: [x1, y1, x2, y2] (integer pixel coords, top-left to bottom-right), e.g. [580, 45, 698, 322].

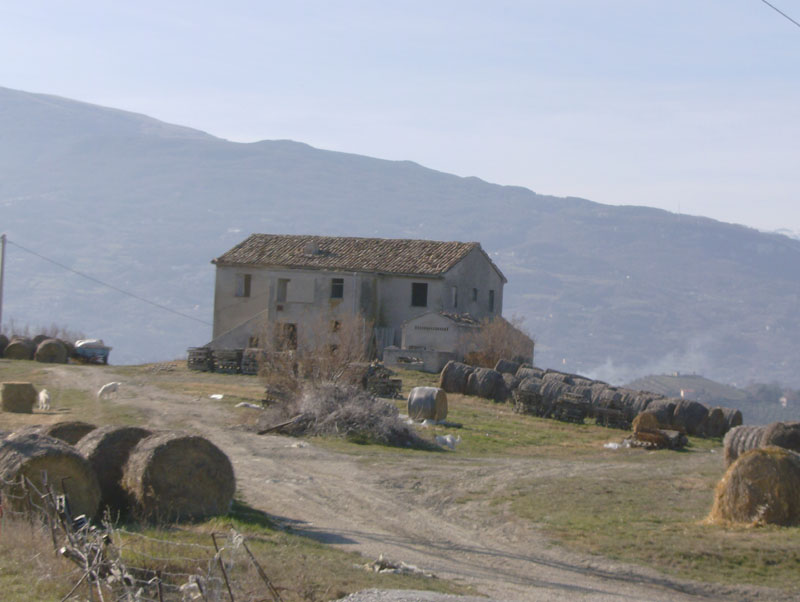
[258, 311, 373, 392]
[258, 383, 431, 448]
[461, 315, 534, 369]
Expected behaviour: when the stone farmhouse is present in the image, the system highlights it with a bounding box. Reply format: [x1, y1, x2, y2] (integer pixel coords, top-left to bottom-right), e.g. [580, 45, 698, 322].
[208, 233, 508, 369]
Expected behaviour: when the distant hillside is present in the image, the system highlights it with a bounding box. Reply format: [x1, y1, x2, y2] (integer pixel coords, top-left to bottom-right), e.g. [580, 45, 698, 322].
[2, 86, 800, 387]
[626, 373, 800, 425]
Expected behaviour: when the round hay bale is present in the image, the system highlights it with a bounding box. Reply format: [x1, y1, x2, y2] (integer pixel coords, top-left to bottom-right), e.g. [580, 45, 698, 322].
[1, 382, 37, 413]
[122, 432, 235, 522]
[465, 367, 505, 400]
[570, 385, 593, 402]
[723, 425, 764, 467]
[539, 379, 569, 404]
[32, 334, 49, 346]
[517, 376, 542, 393]
[0, 432, 100, 518]
[77, 425, 152, 517]
[407, 387, 448, 422]
[630, 393, 656, 417]
[439, 361, 474, 394]
[708, 446, 800, 526]
[502, 373, 521, 392]
[760, 421, 800, 455]
[632, 411, 661, 434]
[516, 366, 545, 381]
[646, 398, 677, 428]
[34, 338, 68, 364]
[672, 399, 710, 436]
[3, 339, 34, 360]
[704, 407, 727, 438]
[721, 407, 743, 432]
[0, 333, 8, 356]
[61, 339, 76, 359]
[494, 358, 521, 375]
[16, 421, 97, 445]
[543, 371, 574, 386]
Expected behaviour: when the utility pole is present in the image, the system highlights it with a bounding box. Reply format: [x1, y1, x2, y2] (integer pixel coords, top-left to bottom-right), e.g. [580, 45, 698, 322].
[0, 233, 5, 332]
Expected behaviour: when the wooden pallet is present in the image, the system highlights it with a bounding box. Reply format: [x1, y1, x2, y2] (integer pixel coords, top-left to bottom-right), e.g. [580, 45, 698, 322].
[187, 347, 213, 372]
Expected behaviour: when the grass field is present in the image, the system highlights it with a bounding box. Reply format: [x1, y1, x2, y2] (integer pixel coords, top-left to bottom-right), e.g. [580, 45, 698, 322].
[2, 359, 799, 597]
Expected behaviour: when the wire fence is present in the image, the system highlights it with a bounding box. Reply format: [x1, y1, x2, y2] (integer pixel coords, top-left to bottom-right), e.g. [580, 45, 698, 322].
[0, 472, 282, 601]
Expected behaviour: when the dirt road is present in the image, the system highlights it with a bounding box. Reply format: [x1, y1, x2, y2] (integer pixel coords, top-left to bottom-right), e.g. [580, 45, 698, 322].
[45, 366, 788, 602]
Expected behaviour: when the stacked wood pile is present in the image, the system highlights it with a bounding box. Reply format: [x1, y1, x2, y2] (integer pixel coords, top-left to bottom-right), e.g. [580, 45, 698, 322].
[212, 349, 243, 374]
[240, 347, 263, 375]
[342, 362, 402, 398]
[440, 359, 744, 437]
[723, 421, 800, 467]
[0, 424, 236, 524]
[187, 347, 214, 371]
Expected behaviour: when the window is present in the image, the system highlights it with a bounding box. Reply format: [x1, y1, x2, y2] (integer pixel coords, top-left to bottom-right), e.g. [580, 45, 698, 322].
[451, 286, 458, 308]
[489, 289, 495, 312]
[276, 323, 297, 350]
[277, 278, 289, 303]
[235, 274, 251, 297]
[331, 278, 344, 299]
[411, 282, 428, 307]
[472, 288, 478, 302]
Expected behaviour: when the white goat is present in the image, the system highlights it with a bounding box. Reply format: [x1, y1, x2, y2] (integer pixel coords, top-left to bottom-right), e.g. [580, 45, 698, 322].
[97, 381, 121, 400]
[38, 388, 51, 411]
[435, 434, 462, 450]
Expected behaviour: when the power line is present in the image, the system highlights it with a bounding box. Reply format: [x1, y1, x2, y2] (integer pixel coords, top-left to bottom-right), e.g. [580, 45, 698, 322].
[5, 238, 212, 326]
[759, 0, 800, 29]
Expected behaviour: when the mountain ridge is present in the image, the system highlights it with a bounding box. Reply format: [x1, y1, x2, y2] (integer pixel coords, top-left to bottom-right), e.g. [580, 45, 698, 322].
[2, 86, 798, 387]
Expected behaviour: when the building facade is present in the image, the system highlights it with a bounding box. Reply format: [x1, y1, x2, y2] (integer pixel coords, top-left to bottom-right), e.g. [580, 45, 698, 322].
[208, 234, 506, 355]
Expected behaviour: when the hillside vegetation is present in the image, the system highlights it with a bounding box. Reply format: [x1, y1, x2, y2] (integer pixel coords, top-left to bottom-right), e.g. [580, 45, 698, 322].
[3, 86, 800, 388]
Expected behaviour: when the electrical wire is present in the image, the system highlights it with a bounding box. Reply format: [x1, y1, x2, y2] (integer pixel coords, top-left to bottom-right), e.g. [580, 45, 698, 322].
[5, 238, 212, 326]
[759, 0, 800, 29]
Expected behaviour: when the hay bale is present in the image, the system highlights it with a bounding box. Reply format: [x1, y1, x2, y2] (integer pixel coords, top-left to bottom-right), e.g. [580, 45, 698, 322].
[0, 333, 8, 356]
[672, 399, 710, 436]
[723, 425, 764, 467]
[465, 367, 505, 400]
[630, 393, 656, 417]
[704, 407, 727, 438]
[3, 339, 34, 360]
[494, 358, 521, 375]
[407, 387, 448, 422]
[543, 371, 574, 386]
[77, 426, 152, 517]
[16, 422, 97, 445]
[708, 446, 800, 526]
[439, 361, 474, 394]
[0, 432, 100, 518]
[34, 338, 68, 364]
[721, 407, 743, 432]
[646, 398, 677, 428]
[632, 412, 661, 434]
[502, 373, 521, 392]
[32, 333, 48, 346]
[122, 432, 235, 522]
[760, 421, 800, 454]
[61, 339, 76, 359]
[539, 379, 569, 405]
[516, 365, 545, 381]
[1, 382, 37, 413]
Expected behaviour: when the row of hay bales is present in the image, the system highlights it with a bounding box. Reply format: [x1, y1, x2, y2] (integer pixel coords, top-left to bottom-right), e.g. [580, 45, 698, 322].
[722, 421, 800, 467]
[439, 359, 743, 437]
[0, 422, 235, 523]
[0, 333, 73, 363]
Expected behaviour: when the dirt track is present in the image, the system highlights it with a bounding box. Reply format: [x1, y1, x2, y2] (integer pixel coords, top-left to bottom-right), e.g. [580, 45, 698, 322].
[43, 366, 790, 602]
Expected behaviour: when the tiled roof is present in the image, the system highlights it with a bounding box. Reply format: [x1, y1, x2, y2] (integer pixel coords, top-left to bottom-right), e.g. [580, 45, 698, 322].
[213, 234, 485, 276]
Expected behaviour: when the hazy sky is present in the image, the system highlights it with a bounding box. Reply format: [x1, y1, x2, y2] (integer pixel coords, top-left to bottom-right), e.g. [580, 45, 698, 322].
[2, 1, 799, 232]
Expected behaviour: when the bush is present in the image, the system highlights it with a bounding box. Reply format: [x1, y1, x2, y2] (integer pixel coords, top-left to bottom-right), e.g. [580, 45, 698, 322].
[257, 383, 431, 448]
[461, 315, 534, 369]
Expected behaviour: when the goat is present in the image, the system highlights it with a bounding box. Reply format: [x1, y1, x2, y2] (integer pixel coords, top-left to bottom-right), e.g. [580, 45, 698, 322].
[435, 434, 462, 450]
[38, 388, 51, 411]
[97, 381, 121, 400]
